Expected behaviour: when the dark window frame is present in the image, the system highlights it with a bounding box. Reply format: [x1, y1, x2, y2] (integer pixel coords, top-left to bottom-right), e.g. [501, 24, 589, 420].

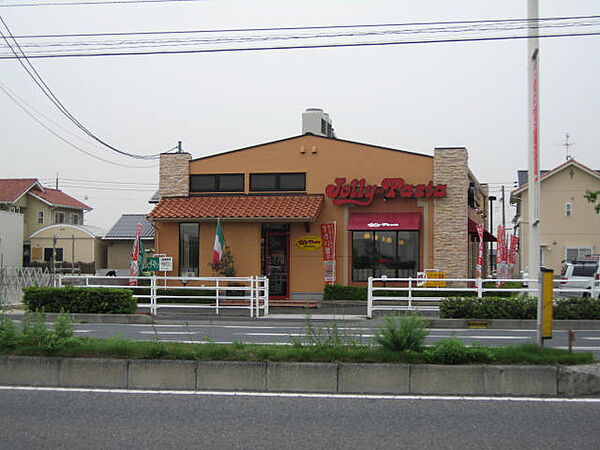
[351, 230, 420, 282]
[179, 223, 199, 276]
[190, 174, 244, 193]
[250, 173, 306, 192]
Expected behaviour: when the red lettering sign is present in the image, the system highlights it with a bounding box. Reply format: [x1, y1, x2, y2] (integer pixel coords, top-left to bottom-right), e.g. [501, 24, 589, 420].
[325, 177, 446, 206]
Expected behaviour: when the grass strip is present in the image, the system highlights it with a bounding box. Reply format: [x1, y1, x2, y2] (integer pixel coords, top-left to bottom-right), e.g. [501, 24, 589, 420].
[0, 337, 593, 365]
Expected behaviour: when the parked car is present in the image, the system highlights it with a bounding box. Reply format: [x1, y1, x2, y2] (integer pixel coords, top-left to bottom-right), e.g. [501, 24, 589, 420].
[558, 256, 600, 299]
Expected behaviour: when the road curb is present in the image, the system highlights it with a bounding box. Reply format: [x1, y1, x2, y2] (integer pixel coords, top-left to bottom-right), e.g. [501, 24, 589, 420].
[1, 356, 599, 397]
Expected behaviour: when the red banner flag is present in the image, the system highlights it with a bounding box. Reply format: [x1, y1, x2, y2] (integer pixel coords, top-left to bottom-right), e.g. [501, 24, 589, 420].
[320, 222, 336, 285]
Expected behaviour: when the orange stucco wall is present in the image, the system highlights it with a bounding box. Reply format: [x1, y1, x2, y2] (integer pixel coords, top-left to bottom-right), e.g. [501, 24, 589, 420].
[154, 135, 441, 296]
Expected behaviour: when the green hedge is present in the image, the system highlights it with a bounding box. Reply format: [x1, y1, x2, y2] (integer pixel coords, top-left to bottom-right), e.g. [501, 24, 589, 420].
[440, 296, 600, 320]
[323, 281, 524, 301]
[23, 286, 137, 314]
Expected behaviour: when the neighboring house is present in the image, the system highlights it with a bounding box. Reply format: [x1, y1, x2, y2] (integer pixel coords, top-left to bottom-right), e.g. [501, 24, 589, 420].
[29, 224, 106, 274]
[102, 214, 155, 273]
[0, 210, 24, 267]
[511, 158, 600, 274]
[0, 178, 91, 265]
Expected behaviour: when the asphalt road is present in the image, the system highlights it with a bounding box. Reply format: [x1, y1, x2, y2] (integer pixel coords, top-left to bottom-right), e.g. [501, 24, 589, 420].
[1, 387, 599, 449]
[27, 317, 600, 357]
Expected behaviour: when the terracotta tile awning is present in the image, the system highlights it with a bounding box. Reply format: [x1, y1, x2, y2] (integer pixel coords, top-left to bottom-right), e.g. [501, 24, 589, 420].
[148, 194, 325, 221]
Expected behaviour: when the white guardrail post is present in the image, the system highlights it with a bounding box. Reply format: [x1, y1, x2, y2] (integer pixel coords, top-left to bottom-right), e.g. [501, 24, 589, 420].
[367, 277, 373, 318]
[150, 274, 157, 316]
[264, 276, 269, 316]
[476, 278, 483, 298]
[249, 276, 254, 318]
[215, 278, 220, 315]
[408, 277, 413, 309]
[57, 274, 63, 288]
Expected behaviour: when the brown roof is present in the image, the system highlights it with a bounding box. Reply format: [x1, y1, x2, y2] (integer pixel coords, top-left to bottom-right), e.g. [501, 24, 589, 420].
[0, 178, 91, 210]
[0, 178, 39, 203]
[30, 187, 91, 210]
[148, 194, 324, 221]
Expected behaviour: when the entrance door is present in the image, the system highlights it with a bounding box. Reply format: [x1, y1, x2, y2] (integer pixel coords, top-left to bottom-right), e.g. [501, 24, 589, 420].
[265, 232, 289, 299]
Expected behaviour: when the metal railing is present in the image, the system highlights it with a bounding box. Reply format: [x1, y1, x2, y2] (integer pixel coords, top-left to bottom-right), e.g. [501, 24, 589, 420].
[367, 276, 537, 318]
[0, 266, 53, 306]
[59, 274, 269, 317]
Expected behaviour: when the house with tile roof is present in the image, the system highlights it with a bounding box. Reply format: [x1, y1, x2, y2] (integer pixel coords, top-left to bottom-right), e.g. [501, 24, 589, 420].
[102, 214, 155, 273]
[0, 178, 91, 265]
[511, 158, 600, 274]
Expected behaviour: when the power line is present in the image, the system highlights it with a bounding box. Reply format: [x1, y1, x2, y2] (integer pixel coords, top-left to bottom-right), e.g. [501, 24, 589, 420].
[1, 30, 598, 59]
[0, 84, 157, 168]
[0, 15, 174, 160]
[9, 15, 600, 38]
[10, 19, 600, 55]
[41, 177, 158, 185]
[0, 0, 207, 7]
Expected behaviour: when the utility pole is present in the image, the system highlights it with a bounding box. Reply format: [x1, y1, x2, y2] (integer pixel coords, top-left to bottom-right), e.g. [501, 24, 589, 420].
[55, 173, 59, 190]
[501, 185, 506, 228]
[528, 0, 542, 345]
[177, 141, 183, 153]
[489, 195, 496, 272]
[71, 235, 75, 274]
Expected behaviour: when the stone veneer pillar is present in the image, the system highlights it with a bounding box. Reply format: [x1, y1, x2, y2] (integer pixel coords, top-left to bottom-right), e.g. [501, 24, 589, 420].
[433, 147, 469, 279]
[159, 152, 192, 198]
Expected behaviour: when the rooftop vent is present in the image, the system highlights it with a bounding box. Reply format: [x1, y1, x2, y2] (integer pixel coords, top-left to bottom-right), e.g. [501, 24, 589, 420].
[302, 108, 336, 138]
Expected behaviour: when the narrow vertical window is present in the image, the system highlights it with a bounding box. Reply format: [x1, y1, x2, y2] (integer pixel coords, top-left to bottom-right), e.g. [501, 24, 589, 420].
[179, 223, 199, 276]
[565, 202, 572, 217]
[37, 211, 44, 224]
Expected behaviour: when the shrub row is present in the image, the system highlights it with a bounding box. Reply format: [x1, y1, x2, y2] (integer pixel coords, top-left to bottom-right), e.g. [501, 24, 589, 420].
[440, 296, 600, 320]
[323, 282, 523, 301]
[23, 286, 137, 314]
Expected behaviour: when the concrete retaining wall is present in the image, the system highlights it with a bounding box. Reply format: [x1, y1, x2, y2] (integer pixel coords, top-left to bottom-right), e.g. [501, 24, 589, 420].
[1, 356, 599, 396]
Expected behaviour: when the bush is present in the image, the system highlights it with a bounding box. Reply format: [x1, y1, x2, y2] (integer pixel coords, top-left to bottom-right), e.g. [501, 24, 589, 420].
[425, 338, 494, 364]
[0, 313, 76, 354]
[440, 296, 600, 320]
[440, 297, 537, 319]
[554, 297, 600, 320]
[23, 286, 137, 314]
[324, 282, 524, 301]
[373, 315, 429, 352]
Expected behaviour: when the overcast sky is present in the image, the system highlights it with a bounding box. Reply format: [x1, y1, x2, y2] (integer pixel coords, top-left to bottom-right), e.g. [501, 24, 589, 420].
[1, 0, 599, 231]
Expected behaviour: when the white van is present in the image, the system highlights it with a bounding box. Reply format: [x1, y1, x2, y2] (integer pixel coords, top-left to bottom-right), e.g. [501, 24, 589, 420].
[559, 255, 600, 299]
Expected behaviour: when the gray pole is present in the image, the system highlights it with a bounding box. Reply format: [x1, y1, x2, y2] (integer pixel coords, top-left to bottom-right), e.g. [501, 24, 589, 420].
[71, 235, 75, 274]
[528, 0, 542, 345]
[501, 185, 506, 228]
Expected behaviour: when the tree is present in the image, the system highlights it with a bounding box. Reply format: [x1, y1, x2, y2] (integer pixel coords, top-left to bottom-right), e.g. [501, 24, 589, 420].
[585, 190, 600, 214]
[208, 244, 236, 277]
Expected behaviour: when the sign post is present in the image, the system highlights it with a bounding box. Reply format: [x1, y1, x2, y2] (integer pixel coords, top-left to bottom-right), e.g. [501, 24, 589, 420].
[540, 268, 554, 343]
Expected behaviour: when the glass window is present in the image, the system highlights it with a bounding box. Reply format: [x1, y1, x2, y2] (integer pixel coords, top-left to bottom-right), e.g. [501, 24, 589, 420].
[251, 174, 277, 191]
[250, 173, 305, 191]
[70, 213, 80, 225]
[179, 223, 199, 276]
[566, 247, 593, 262]
[44, 248, 63, 262]
[190, 174, 243, 192]
[54, 211, 65, 224]
[352, 230, 419, 281]
[37, 211, 44, 224]
[565, 202, 572, 217]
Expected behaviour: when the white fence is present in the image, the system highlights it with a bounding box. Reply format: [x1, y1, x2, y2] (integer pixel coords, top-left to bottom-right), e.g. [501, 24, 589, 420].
[0, 266, 53, 305]
[367, 276, 537, 318]
[60, 275, 269, 317]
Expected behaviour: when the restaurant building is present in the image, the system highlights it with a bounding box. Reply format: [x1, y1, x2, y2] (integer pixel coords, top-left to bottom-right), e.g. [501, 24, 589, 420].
[148, 109, 493, 301]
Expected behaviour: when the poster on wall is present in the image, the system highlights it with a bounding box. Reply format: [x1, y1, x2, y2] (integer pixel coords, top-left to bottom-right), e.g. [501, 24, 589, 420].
[320, 222, 336, 285]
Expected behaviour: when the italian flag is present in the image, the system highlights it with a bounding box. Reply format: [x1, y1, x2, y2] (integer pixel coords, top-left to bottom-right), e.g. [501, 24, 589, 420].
[212, 219, 224, 266]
